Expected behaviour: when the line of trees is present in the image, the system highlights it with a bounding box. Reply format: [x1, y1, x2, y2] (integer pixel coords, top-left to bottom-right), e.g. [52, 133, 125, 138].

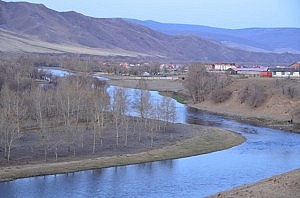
[0, 53, 164, 76]
[0, 65, 177, 163]
[183, 65, 231, 103]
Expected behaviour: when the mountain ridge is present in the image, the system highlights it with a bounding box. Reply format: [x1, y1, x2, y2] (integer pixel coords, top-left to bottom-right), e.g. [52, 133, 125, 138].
[1, 0, 300, 63]
[128, 19, 300, 54]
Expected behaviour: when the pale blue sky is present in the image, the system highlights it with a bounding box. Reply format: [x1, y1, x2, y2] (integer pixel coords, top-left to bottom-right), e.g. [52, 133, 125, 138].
[5, 0, 300, 28]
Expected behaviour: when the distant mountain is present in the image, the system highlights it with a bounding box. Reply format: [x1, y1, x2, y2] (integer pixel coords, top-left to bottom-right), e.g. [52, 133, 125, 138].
[1, 0, 300, 63]
[128, 19, 300, 54]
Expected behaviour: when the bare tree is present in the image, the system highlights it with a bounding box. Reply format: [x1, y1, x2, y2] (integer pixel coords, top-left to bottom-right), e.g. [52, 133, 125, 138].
[134, 80, 152, 133]
[160, 97, 177, 131]
[0, 84, 24, 162]
[210, 89, 232, 103]
[183, 65, 230, 103]
[33, 88, 50, 161]
[238, 83, 267, 108]
[111, 87, 128, 146]
[135, 90, 151, 118]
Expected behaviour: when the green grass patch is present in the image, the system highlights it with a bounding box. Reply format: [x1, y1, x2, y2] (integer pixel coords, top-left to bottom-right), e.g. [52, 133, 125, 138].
[159, 91, 189, 104]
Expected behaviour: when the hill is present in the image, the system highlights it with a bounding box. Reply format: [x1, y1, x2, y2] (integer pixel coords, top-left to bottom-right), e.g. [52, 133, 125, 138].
[1, 0, 300, 63]
[128, 19, 300, 54]
[0, 28, 147, 57]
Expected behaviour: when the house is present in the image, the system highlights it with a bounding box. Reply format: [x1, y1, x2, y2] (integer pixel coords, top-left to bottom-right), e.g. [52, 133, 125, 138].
[226, 68, 238, 75]
[234, 67, 268, 75]
[226, 66, 268, 76]
[143, 72, 150, 76]
[289, 61, 300, 69]
[268, 67, 300, 77]
[213, 63, 236, 71]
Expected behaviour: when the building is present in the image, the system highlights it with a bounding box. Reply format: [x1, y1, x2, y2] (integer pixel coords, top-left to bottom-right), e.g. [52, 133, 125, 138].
[234, 67, 268, 75]
[226, 66, 268, 76]
[289, 61, 300, 69]
[268, 67, 300, 77]
[260, 71, 272, 78]
[213, 63, 236, 71]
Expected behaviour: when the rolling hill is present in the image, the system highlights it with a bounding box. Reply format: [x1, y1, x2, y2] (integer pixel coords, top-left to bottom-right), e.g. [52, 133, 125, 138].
[128, 19, 300, 54]
[1, 0, 300, 63]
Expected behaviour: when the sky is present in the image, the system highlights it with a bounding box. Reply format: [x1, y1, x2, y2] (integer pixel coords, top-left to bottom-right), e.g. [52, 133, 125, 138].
[5, 0, 300, 29]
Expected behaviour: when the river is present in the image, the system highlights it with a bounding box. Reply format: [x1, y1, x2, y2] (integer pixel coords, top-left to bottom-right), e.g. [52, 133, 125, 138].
[1, 71, 300, 198]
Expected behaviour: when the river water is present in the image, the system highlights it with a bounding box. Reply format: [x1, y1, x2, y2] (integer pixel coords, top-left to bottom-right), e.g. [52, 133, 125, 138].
[1, 73, 300, 198]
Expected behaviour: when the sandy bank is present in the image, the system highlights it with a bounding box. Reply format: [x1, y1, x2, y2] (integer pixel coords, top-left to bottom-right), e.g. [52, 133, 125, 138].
[207, 168, 300, 198]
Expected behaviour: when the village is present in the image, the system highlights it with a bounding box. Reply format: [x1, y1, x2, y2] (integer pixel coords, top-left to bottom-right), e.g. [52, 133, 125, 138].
[110, 61, 300, 79]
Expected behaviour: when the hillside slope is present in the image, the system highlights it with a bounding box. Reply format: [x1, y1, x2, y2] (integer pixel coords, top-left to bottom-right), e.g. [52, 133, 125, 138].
[1, 1, 300, 63]
[0, 28, 147, 57]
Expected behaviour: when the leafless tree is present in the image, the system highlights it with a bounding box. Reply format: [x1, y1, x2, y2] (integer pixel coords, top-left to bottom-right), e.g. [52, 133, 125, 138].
[0, 84, 25, 162]
[238, 83, 267, 108]
[111, 87, 128, 146]
[160, 97, 177, 131]
[210, 89, 232, 103]
[184, 65, 230, 103]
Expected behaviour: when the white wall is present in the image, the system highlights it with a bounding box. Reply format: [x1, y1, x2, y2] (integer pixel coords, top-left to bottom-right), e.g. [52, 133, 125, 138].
[272, 71, 300, 77]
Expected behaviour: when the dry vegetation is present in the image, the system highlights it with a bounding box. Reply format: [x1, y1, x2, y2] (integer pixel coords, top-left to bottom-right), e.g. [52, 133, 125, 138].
[183, 65, 231, 103]
[207, 168, 300, 198]
[182, 66, 300, 130]
[0, 63, 182, 164]
[0, 59, 245, 169]
[0, 126, 245, 182]
[0, 29, 147, 57]
[105, 70, 300, 128]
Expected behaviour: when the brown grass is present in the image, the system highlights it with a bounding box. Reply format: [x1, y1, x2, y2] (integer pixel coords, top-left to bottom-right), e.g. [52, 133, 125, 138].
[207, 168, 300, 198]
[0, 28, 147, 57]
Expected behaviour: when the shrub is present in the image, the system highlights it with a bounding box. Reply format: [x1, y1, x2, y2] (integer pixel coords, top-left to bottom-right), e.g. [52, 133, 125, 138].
[210, 89, 232, 103]
[238, 84, 267, 108]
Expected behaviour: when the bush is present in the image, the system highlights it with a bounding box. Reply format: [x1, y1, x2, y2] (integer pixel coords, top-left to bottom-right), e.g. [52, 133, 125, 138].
[210, 89, 232, 103]
[238, 84, 267, 108]
[291, 108, 300, 125]
[183, 66, 231, 103]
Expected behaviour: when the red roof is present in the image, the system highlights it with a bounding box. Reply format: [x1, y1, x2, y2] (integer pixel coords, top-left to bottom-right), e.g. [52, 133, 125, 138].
[290, 62, 300, 69]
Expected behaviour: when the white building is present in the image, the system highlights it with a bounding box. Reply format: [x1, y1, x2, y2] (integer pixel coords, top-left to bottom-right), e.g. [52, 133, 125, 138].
[268, 68, 300, 77]
[213, 63, 236, 71]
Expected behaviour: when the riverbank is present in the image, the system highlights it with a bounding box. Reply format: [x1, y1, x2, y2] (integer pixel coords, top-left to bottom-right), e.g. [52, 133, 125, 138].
[108, 77, 300, 132]
[207, 168, 300, 198]
[107, 77, 300, 197]
[0, 125, 245, 182]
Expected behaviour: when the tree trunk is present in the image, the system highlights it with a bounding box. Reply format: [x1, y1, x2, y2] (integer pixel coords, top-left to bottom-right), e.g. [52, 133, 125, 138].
[44, 146, 48, 162]
[7, 144, 12, 163]
[55, 146, 58, 161]
[93, 130, 96, 154]
[124, 119, 129, 146]
[115, 118, 119, 146]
